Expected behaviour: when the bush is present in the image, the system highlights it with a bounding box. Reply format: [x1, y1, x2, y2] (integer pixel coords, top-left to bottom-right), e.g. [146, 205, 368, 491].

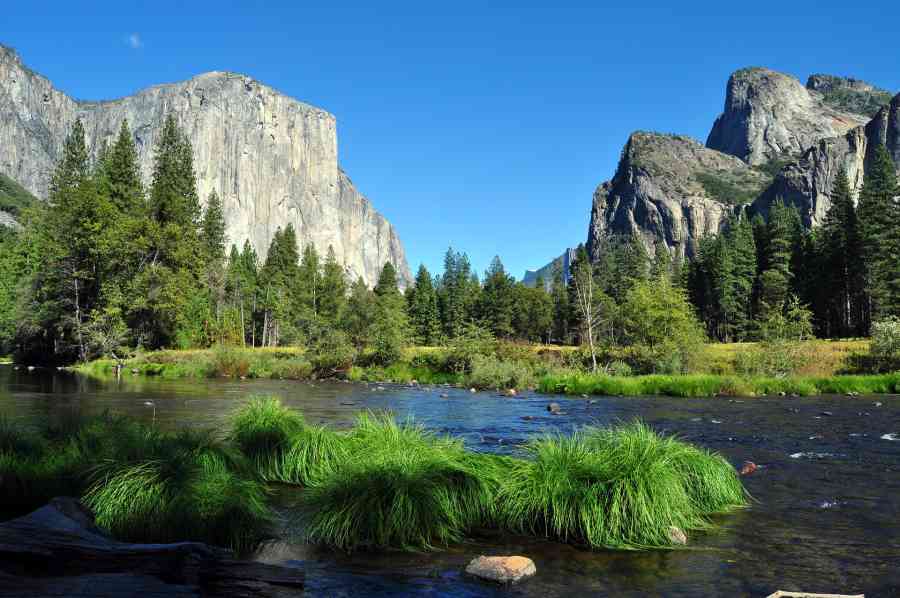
[444, 324, 497, 374]
[605, 360, 633, 377]
[868, 317, 900, 372]
[309, 330, 356, 375]
[468, 354, 536, 390]
[734, 341, 812, 377]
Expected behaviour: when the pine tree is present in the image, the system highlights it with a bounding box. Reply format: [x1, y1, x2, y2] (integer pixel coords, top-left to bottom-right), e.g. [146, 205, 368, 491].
[650, 239, 672, 279]
[370, 262, 408, 363]
[550, 264, 570, 343]
[101, 120, 144, 214]
[757, 199, 800, 318]
[817, 169, 860, 336]
[479, 256, 516, 338]
[407, 264, 441, 345]
[49, 118, 89, 200]
[858, 145, 900, 322]
[722, 217, 757, 341]
[343, 277, 376, 349]
[200, 191, 227, 265]
[438, 247, 475, 338]
[318, 246, 347, 327]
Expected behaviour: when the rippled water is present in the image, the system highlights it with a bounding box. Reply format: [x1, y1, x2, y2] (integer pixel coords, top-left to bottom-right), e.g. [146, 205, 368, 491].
[1, 365, 899, 597]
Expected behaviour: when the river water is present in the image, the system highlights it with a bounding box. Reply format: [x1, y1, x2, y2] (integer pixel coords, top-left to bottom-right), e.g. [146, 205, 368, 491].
[1, 365, 898, 597]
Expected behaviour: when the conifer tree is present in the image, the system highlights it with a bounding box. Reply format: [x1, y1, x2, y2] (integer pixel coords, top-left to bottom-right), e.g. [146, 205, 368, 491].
[318, 246, 347, 327]
[857, 145, 900, 322]
[407, 264, 441, 345]
[479, 256, 516, 338]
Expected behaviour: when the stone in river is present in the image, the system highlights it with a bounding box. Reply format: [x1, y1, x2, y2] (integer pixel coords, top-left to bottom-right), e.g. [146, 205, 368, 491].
[668, 526, 688, 545]
[546, 402, 561, 414]
[465, 555, 536, 584]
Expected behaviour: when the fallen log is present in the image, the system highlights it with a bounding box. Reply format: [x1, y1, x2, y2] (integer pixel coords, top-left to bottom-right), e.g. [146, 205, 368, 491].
[0, 497, 304, 597]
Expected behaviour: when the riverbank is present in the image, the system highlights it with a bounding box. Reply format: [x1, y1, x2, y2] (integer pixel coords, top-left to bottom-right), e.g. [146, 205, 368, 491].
[69, 341, 900, 398]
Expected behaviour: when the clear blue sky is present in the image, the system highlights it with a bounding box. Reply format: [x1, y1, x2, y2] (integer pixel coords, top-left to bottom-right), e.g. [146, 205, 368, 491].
[5, 1, 898, 280]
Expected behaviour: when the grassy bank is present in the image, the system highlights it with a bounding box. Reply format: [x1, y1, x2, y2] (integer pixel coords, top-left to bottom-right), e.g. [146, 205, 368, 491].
[2, 397, 747, 553]
[539, 371, 900, 397]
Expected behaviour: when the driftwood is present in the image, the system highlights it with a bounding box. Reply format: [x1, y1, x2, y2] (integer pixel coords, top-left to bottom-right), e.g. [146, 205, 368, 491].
[0, 498, 304, 597]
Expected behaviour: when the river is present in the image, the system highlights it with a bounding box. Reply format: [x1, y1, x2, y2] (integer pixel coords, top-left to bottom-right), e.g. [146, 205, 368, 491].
[1, 365, 898, 597]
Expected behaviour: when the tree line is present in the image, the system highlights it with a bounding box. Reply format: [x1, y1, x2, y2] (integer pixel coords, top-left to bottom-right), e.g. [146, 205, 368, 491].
[0, 117, 897, 365]
[688, 145, 900, 341]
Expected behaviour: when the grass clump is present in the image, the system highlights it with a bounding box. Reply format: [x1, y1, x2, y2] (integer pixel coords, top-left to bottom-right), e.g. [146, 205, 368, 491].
[1, 412, 273, 552]
[299, 413, 495, 552]
[498, 422, 745, 549]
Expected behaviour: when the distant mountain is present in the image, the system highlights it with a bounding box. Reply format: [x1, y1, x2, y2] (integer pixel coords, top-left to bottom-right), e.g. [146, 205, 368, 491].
[582, 67, 898, 262]
[522, 248, 575, 289]
[0, 44, 410, 287]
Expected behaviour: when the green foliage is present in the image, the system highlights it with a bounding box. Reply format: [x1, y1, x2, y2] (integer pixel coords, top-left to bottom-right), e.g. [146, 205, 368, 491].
[858, 145, 900, 321]
[733, 341, 813, 377]
[443, 322, 497, 374]
[467, 354, 536, 390]
[0, 173, 38, 216]
[497, 421, 744, 549]
[407, 264, 441, 345]
[619, 277, 705, 373]
[817, 83, 893, 117]
[309, 329, 356, 374]
[479, 256, 516, 338]
[695, 171, 768, 206]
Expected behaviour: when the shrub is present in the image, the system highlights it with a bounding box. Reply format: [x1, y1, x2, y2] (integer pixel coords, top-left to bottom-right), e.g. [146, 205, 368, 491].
[605, 360, 633, 377]
[309, 330, 356, 375]
[734, 341, 812, 377]
[467, 354, 535, 390]
[444, 324, 497, 374]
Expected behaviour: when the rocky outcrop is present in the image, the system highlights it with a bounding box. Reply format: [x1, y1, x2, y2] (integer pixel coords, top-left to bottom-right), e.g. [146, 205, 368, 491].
[0, 497, 305, 597]
[587, 132, 771, 260]
[707, 67, 873, 166]
[0, 44, 410, 287]
[807, 74, 894, 118]
[752, 92, 900, 225]
[0, 211, 17, 230]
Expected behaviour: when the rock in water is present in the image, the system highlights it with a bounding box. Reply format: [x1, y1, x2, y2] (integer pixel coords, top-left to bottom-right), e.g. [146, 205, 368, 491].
[0, 44, 410, 288]
[739, 461, 758, 476]
[465, 556, 536, 584]
[546, 402, 561, 414]
[667, 526, 688, 545]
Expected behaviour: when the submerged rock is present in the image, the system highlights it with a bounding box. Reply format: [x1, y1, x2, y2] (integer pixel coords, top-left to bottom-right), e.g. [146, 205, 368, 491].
[547, 402, 561, 414]
[465, 555, 536, 584]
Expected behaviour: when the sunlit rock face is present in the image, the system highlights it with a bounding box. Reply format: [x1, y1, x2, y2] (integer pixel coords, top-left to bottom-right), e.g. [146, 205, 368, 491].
[0, 44, 410, 287]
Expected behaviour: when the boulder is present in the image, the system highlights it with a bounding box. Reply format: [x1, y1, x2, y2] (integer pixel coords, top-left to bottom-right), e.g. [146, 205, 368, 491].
[0, 498, 304, 597]
[667, 526, 688, 545]
[465, 555, 536, 584]
[546, 402, 561, 414]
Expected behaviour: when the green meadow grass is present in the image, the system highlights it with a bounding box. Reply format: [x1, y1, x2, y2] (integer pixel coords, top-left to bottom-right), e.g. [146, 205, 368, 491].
[538, 372, 900, 397]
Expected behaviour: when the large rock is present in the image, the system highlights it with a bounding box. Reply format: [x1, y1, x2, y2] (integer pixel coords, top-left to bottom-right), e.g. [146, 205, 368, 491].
[0, 43, 410, 288]
[752, 92, 900, 226]
[465, 555, 536, 584]
[706, 67, 874, 166]
[587, 132, 770, 260]
[0, 497, 305, 597]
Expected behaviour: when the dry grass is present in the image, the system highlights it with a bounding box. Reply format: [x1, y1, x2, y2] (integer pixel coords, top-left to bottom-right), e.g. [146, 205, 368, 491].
[701, 340, 868, 376]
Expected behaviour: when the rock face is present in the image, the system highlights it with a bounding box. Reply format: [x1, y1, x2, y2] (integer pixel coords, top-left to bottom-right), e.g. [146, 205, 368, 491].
[706, 67, 873, 166]
[753, 92, 900, 226]
[0, 44, 410, 287]
[587, 132, 771, 260]
[522, 247, 575, 289]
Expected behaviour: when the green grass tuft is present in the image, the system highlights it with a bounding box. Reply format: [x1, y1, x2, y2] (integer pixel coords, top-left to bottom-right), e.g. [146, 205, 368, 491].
[497, 421, 745, 549]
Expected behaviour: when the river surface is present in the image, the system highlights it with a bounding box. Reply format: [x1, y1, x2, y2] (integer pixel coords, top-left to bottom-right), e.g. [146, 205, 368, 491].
[1, 365, 899, 597]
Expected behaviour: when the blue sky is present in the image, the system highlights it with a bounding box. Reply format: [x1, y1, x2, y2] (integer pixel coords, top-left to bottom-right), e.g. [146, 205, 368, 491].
[4, 1, 898, 279]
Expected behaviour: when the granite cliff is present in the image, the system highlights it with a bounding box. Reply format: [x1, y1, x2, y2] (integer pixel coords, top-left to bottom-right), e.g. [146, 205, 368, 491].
[574, 67, 897, 273]
[0, 44, 411, 287]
